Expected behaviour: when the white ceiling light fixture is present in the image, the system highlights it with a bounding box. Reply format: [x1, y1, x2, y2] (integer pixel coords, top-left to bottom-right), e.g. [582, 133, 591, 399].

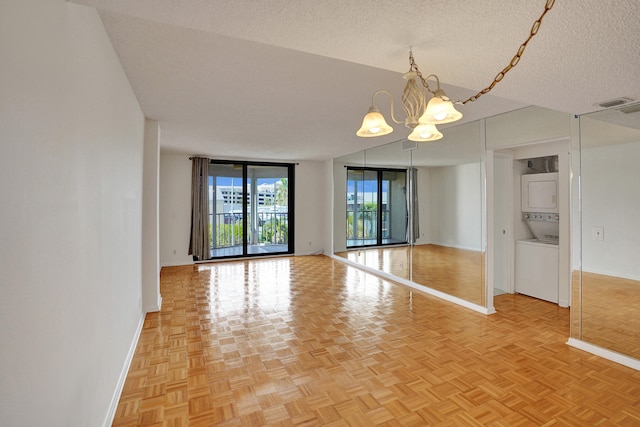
[357, 0, 556, 142]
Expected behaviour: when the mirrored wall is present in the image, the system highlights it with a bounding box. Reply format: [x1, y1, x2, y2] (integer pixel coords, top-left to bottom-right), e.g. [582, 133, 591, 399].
[333, 120, 486, 307]
[334, 105, 575, 314]
[333, 103, 640, 365]
[572, 104, 640, 359]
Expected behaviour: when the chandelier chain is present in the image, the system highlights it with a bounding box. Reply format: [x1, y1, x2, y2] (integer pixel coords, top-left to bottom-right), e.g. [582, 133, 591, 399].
[410, 0, 555, 105]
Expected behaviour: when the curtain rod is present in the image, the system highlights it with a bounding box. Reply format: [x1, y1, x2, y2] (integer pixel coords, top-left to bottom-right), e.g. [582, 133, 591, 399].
[189, 156, 299, 165]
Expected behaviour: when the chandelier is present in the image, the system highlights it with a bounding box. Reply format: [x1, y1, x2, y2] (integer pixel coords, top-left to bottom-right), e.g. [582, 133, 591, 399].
[356, 0, 556, 142]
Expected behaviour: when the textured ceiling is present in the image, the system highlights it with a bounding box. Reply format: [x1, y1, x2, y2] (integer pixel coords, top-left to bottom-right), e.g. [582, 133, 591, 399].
[70, 0, 640, 161]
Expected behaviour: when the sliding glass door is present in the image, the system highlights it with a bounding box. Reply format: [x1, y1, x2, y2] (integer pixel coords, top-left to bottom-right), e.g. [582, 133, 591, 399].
[346, 167, 407, 248]
[246, 165, 291, 255]
[209, 161, 294, 258]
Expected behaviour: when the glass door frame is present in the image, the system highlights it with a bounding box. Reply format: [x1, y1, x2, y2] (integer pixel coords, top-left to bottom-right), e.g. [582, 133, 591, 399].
[346, 166, 408, 249]
[209, 159, 295, 259]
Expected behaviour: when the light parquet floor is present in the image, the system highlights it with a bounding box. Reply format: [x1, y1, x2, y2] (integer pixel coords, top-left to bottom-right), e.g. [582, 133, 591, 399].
[113, 255, 640, 426]
[572, 271, 640, 359]
[336, 245, 485, 306]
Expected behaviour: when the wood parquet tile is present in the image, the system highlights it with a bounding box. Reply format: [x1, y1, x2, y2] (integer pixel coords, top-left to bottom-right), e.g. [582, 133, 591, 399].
[113, 256, 640, 426]
[571, 271, 640, 359]
[335, 245, 485, 306]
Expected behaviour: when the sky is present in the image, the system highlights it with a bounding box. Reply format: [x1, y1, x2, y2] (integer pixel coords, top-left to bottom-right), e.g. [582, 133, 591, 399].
[212, 176, 387, 197]
[347, 179, 387, 194]
[211, 177, 280, 187]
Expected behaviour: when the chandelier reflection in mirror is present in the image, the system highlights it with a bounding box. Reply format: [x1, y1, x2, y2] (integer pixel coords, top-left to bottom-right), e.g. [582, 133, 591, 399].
[356, 0, 556, 142]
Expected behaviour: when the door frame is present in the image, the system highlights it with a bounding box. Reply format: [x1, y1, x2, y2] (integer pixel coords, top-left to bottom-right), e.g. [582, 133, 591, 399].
[208, 159, 295, 259]
[345, 166, 408, 249]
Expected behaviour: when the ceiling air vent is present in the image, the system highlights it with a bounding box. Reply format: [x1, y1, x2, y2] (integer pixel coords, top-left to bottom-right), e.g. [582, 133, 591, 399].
[620, 103, 640, 114]
[597, 97, 634, 108]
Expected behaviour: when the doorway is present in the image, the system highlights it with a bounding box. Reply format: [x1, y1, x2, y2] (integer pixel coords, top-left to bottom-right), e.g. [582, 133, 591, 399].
[489, 139, 571, 308]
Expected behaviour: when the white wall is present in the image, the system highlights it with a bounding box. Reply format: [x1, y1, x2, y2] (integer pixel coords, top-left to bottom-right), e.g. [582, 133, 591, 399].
[294, 160, 331, 255]
[486, 106, 571, 149]
[0, 1, 145, 426]
[159, 154, 193, 266]
[159, 155, 330, 266]
[428, 163, 483, 251]
[492, 155, 512, 292]
[142, 120, 161, 312]
[581, 141, 640, 279]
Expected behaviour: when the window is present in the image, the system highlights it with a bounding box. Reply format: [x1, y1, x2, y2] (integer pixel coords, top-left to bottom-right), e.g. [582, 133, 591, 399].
[346, 167, 407, 248]
[209, 161, 294, 258]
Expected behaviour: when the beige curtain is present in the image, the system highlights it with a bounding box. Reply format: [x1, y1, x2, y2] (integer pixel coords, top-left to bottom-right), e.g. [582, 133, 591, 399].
[189, 157, 210, 260]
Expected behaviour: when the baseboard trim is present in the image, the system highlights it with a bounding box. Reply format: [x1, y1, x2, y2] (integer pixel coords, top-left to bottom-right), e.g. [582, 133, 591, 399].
[161, 260, 194, 267]
[144, 295, 163, 313]
[425, 242, 482, 252]
[330, 254, 492, 315]
[580, 268, 640, 281]
[567, 338, 640, 371]
[103, 312, 145, 427]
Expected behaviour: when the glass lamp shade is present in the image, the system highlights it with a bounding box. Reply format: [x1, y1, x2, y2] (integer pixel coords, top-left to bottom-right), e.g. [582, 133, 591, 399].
[356, 106, 393, 137]
[421, 91, 463, 125]
[408, 123, 443, 142]
[356, 105, 393, 138]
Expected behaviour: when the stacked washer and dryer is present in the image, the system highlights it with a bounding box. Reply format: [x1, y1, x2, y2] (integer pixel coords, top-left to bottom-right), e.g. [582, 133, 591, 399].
[515, 172, 560, 304]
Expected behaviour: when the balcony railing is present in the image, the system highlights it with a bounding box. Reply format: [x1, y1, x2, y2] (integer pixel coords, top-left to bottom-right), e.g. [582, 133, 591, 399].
[346, 208, 389, 241]
[210, 212, 289, 249]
